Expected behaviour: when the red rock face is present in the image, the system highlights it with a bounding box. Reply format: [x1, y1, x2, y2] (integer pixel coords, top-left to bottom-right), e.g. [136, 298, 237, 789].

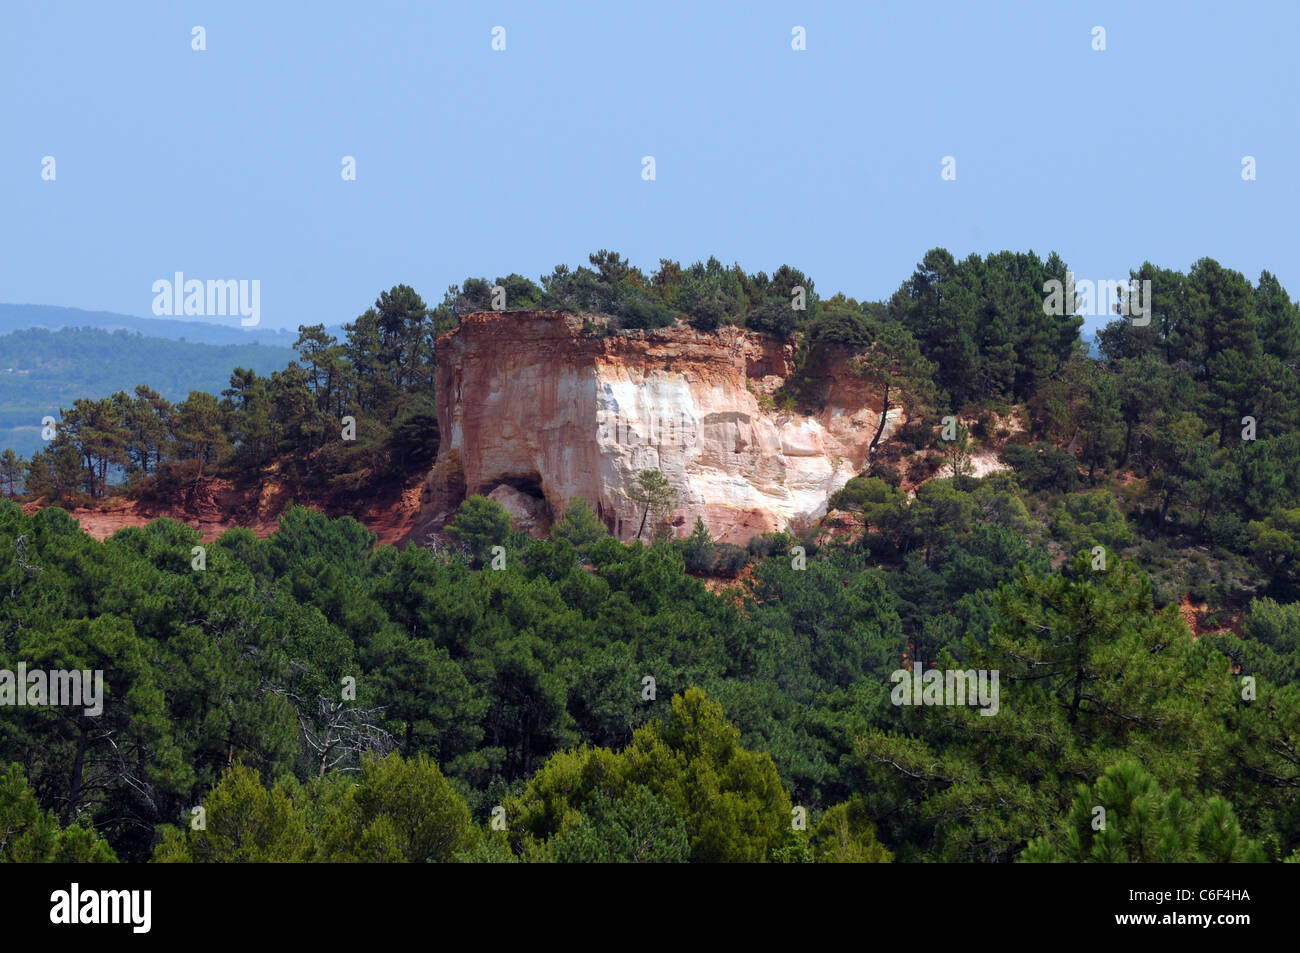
[422, 311, 898, 545]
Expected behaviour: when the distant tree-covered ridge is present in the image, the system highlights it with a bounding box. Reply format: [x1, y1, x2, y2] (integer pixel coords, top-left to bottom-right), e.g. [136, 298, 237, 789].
[0, 326, 295, 458]
[0, 303, 330, 345]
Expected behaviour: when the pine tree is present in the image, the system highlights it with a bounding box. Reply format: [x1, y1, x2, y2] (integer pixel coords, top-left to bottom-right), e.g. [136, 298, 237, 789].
[855, 322, 939, 456]
[0, 449, 24, 497]
[1078, 371, 1125, 482]
[172, 391, 229, 480]
[629, 469, 676, 541]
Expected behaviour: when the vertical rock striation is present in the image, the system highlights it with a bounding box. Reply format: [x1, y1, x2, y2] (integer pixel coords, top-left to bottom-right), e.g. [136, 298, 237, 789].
[422, 311, 901, 545]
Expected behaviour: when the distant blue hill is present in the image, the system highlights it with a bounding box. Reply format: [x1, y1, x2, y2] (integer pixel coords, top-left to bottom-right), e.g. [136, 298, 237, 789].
[0, 303, 346, 346]
[0, 324, 298, 459]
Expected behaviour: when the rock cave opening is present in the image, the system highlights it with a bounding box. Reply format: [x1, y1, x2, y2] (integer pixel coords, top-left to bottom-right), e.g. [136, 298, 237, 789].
[493, 472, 554, 529]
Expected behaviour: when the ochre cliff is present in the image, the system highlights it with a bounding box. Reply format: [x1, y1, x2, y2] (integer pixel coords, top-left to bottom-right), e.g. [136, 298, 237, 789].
[420, 311, 902, 545]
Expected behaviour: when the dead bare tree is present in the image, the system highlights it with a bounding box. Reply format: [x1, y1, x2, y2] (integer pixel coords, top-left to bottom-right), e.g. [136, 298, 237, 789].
[297, 696, 395, 777]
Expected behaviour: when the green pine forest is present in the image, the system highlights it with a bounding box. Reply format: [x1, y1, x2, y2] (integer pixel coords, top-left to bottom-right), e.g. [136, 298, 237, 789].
[2, 249, 1299, 863]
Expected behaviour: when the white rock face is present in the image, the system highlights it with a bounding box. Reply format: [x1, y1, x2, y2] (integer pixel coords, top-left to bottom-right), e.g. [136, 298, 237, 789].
[592, 370, 877, 539]
[429, 312, 901, 545]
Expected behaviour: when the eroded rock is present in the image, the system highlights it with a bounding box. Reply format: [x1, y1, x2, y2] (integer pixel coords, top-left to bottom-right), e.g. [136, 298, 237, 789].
[423, 311, 902, 545]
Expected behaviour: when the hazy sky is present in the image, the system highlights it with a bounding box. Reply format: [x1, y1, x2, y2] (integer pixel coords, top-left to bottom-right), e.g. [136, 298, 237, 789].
[3, 0, 1296, 336]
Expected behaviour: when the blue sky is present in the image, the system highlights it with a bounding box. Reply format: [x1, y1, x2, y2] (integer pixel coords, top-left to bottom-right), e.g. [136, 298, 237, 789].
[2, 0, 1297, 337]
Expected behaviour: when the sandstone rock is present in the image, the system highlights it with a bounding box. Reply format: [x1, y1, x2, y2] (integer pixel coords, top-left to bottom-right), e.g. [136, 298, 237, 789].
[487, 484, 549, 536]
[422, 311, 903, 545]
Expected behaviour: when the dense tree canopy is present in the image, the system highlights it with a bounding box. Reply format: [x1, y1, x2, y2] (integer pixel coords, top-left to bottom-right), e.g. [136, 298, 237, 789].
[3, 248, 1299, 863]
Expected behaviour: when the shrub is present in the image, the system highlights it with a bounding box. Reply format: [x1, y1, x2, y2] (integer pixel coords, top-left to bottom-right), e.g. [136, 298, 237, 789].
[1001, 441, 1080, 493]
[615, 293, 674, 330]
[1047, 489, 1134, 553]
[806, 308, 871, 351]
[712, 544, 750, 577]
[906, 455, 938, 484]
[446, 495, 513, 567]
[681, 518, 714, 573]
[552, 498, 609, 549]
[829, 475, 897, 511]
[745, 297, 799, 339]
[747, 531, 793, 559]
[868, 460, 903, 487]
